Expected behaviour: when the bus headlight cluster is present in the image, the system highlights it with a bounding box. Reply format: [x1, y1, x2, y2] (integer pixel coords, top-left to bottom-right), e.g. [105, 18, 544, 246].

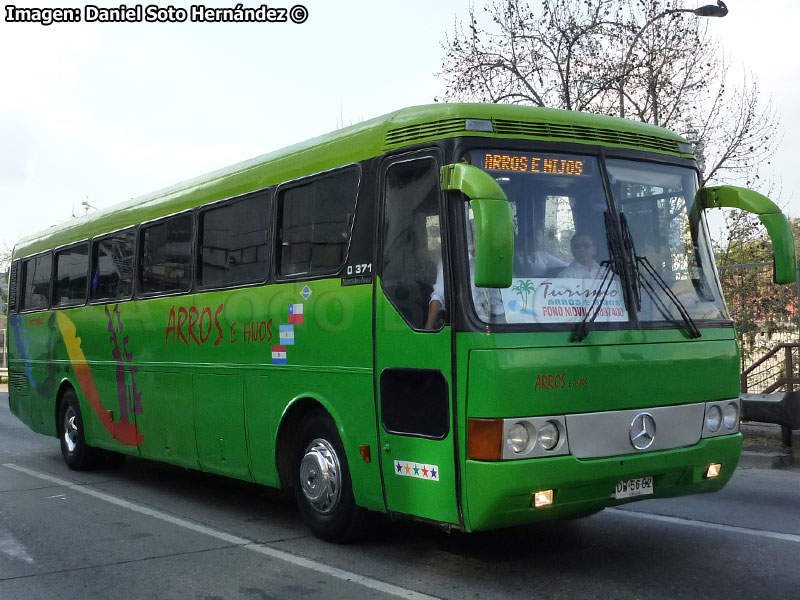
[702, 400, 740, 438]
[501, 417, 569, 459]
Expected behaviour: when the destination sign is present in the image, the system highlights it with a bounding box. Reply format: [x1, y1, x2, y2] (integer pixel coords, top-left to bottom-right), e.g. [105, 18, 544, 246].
[477, 151, 588, 176]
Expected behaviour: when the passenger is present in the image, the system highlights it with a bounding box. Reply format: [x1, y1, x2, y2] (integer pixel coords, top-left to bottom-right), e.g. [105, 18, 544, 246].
[514, 249, 568, 277]
[425, 221, 505, 329]
[559, 232, 602, 279]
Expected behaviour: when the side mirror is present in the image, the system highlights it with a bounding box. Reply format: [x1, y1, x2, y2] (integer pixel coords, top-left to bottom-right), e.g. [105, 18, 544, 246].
[441, 164, 514, 288]
[699, 185, 797, 284]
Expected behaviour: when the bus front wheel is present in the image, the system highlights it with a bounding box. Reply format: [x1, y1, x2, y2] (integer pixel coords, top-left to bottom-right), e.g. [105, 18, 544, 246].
[58, 390, 103, 470]
[292, 410, 366, 542]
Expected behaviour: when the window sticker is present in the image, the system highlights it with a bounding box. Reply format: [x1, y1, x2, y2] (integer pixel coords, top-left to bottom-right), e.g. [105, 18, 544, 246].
[501, 277, 628, 323]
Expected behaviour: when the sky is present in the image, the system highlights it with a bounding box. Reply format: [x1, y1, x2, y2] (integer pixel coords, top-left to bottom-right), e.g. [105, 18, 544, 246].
[1, 0, 798, 256]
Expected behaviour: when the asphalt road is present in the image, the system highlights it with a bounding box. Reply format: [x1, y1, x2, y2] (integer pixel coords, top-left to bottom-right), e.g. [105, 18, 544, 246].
[1, 389, 799, 600]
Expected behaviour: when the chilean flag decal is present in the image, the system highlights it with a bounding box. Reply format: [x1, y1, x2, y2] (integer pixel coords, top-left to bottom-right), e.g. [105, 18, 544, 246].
[289, 303, 304, 324]
[271, 345, 287, 365]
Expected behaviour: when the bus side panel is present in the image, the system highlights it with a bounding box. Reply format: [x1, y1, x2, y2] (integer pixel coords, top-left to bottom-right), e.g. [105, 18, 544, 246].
[9, 309, 72, 437]
[241, 280, 384, 511]
[68, 303, 146, 455]
[120, 296, 198, 467]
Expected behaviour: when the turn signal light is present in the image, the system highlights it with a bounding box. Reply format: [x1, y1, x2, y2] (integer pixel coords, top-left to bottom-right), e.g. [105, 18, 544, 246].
[705, 463, 722, 479]
[468, 418, 503, 460]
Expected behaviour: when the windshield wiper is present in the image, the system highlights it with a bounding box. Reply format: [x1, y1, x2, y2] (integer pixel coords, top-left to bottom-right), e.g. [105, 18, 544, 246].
[619, 213, 701, 339]
[570, 260, 616, 342]
[571, 211, 624, 343]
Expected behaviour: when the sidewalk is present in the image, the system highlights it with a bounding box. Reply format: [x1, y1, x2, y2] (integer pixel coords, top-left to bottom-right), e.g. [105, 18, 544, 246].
[740, 421, 797, 469]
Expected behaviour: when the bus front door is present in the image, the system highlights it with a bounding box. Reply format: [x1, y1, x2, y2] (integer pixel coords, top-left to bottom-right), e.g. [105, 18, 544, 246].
[375, 155, 460, 526]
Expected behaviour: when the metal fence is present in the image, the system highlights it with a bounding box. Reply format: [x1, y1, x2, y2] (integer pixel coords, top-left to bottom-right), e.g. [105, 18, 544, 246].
[718, 262, 800, 393]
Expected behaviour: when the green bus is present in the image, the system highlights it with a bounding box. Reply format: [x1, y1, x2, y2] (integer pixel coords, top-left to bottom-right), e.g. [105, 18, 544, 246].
[6, 104, 795, 542]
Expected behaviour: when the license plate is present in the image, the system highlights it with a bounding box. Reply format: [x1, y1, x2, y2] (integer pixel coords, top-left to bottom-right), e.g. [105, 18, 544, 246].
[613, 476, 654, 499]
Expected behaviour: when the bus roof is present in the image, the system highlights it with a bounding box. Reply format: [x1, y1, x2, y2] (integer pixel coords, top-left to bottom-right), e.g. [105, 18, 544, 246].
[13, 103, 690, 259]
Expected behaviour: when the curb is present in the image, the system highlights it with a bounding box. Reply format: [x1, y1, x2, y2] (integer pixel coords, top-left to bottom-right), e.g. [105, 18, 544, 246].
[738, 450, 791, 469]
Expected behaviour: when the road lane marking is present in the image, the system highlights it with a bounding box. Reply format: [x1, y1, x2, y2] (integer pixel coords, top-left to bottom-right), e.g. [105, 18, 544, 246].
[609, 507, 800, 544]
[3, 463, 438, 600]
[0, 528, 35, 564]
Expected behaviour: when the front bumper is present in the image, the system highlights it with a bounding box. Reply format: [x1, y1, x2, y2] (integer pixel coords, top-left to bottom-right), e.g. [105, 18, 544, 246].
[464, 433, 742, 531]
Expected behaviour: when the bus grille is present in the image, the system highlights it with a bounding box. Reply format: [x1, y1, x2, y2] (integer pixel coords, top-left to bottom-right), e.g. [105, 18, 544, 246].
[9, 371, 27, 392]
[8, 262, 17, 312]
[384, 117, 681, 154]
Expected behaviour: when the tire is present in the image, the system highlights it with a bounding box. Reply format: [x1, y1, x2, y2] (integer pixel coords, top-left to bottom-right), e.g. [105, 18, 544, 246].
[292, 410, 367, 542]
[58, 389, 103, 470]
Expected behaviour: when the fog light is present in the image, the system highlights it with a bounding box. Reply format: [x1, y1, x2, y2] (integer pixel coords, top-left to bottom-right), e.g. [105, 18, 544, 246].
[533, 489, 554, 508]
[705, 405, 722, 432]
[723, 402, 739, 430]
[705, 463, 722, 479]
[537, 421, 560, 451]
[506, 422, 531, 454]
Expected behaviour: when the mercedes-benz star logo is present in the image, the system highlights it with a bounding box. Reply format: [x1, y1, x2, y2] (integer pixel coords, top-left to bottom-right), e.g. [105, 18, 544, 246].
[629, 412, 657, 450]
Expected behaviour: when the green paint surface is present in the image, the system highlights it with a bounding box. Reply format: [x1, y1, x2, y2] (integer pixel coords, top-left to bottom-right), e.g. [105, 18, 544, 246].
[7, 103, 758, 534]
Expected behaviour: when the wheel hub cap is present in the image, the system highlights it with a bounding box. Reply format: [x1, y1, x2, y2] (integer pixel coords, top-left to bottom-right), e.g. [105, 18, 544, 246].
[63, 407, 78, 453]
[299, 439, 341, 514]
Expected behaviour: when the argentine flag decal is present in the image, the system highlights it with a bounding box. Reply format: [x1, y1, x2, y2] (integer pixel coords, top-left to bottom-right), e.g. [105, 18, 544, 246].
[271, 346, 287, 365]
[279, 325, 295, 345]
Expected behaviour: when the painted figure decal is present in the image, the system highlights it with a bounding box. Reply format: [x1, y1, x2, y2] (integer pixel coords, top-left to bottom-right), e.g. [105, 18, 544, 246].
[57, 307, 144, 446]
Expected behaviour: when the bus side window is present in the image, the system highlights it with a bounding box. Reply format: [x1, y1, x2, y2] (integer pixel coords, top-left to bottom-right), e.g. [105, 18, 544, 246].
[20, 253, 52, 312]
[91, 229, 135, 302]
[276, 169, 358, 278]
[381, 158, 442, 330]
[140, 213, 194, 295]
[53, 243, 89, 307]
[198, 194, 270, 288]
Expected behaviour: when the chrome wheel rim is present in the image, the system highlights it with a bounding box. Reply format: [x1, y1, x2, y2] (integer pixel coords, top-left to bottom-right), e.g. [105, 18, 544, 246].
[63, 406, 78, 453]
[299, 438, 341, 514]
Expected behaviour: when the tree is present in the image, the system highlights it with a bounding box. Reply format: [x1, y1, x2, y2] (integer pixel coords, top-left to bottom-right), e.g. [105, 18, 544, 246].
[439, 0, 778, 187]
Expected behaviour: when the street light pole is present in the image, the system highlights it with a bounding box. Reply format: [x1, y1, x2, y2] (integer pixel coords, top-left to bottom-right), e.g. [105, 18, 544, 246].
[618, 1, 728, 119]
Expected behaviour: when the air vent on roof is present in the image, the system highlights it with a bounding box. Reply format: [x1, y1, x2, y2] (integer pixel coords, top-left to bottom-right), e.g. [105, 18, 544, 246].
[385, 118, 467, 147]
[384, 116, 682, 155]
[493, 119, 680, 153]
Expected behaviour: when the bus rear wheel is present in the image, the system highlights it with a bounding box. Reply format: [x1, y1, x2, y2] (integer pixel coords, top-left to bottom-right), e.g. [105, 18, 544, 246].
[292, 411, 367, 543]
[58, 390, 103, 470]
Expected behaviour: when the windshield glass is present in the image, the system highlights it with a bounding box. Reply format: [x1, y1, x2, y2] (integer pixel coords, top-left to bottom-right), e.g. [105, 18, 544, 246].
[605, 159, 728, 322]
[465, 149, 728, 328]
[466, 150, 627, 325]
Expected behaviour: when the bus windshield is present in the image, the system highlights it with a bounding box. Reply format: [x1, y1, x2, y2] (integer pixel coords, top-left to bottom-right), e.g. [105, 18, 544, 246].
[466, 149, 728, 327]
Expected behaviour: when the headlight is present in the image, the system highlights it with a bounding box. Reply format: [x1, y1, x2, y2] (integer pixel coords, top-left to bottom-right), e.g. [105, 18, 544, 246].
[506, 422, 531, 454]
[706, 405, 722, 432]
[537, 421, 560, 451]
[723, 402, 739, 430]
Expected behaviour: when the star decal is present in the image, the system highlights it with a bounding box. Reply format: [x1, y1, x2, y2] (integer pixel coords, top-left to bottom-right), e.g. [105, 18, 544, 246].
[431, 467, 437, 479]
[413, 464, 420, 476]
[404, 464, 411, 474]
[396, 461, 402, 473]
[422, 466, 429, 477]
